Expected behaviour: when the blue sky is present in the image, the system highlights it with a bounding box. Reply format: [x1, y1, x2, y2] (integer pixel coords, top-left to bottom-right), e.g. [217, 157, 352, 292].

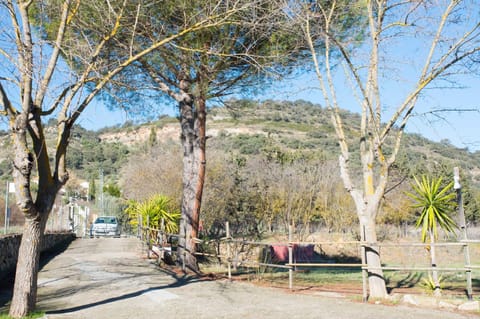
[264, 72, 480, 152]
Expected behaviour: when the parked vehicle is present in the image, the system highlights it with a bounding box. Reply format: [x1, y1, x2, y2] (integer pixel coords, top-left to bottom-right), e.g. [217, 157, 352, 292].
[90, 216, 120, 238]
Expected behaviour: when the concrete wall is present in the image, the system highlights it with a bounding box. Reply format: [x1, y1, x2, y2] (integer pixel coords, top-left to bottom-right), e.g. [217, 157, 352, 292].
[0, 232, 75, 283]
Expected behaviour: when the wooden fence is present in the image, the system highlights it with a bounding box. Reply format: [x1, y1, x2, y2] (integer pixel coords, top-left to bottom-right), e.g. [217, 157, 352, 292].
[139, 221, 479, 302]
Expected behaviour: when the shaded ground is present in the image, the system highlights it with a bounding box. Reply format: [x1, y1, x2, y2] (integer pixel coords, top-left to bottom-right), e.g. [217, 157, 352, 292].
[1, 238, 477, 318]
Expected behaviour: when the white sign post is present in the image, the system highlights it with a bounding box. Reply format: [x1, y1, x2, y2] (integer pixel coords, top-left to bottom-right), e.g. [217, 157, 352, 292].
[453, 167, 472, 300]
[4, 182, 15, 234]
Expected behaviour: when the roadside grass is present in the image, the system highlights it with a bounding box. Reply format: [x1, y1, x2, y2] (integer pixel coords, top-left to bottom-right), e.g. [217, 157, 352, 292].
[198, 228, 480, 299]
[0, 311, 44, 319]
[201, 260, 476, 298]
[271, 268, 473, 296]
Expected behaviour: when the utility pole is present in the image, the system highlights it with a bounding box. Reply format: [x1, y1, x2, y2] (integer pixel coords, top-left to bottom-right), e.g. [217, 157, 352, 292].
[99, 168, 104, 214]
[84, 206, 90, 238]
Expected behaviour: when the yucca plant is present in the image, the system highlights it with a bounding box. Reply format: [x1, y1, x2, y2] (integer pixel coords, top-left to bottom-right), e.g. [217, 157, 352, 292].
[420, 274, 445, 295]
[407, 176, 458, 242]
[126, 195, 180, 234]
[406, 175, 457, 297]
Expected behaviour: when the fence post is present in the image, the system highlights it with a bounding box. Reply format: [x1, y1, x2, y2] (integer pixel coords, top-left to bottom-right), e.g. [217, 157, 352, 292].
[288, 224, 293, 290]
[146, 215, 151, 259]
[226, 221, 232, 280]
[138, 214, 143, 240]
[462, 242, 473, 300]
[160, 218, 165, 262]
[182, 250, 186, 271]
[454, 167, 473, 300]
[361, 225, 368, 302]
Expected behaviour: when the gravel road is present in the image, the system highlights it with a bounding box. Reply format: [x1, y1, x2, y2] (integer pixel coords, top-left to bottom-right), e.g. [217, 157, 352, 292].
[32, 237, 475, 319]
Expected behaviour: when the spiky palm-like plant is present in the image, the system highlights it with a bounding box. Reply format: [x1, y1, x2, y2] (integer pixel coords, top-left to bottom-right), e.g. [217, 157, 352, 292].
[126, 195, 180, 234]
[406, 175, 457, 297]
[408, 176, 457, 242]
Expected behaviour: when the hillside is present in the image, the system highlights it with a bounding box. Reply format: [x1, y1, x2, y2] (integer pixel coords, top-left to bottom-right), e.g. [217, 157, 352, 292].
[1, 99, 479, 232]
[98, 99, 480, 186]
[1, 99, 479, 188]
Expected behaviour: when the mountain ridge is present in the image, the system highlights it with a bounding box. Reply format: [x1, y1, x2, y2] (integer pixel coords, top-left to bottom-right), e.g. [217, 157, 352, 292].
[96, 99, 480, 185]
[0, 99, 479, 187]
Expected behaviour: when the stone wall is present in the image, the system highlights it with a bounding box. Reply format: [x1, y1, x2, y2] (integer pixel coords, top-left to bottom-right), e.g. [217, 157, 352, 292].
[0, 232, 76, 283]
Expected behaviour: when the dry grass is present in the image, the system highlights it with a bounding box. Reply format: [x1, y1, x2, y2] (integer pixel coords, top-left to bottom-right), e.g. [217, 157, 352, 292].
[200, 226, 480, 299]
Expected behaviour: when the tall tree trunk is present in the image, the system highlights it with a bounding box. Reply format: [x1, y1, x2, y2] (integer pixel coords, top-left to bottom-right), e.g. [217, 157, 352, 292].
[192, 94, 207, 251]
[8, 111, 61, 317]
[361, 218, 387, 299]
[9, 184, 57, 318]
[339, 154, 388, 299]
[177, 80, 207, 271]
[9, 213, 47, 317]
[178, 95, 198, 271]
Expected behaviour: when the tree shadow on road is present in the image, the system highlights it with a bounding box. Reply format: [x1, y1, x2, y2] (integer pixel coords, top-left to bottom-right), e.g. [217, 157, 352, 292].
[0, 238, 73, 311]
[0, 288, 12, 312]
[44, 269, 203, 315]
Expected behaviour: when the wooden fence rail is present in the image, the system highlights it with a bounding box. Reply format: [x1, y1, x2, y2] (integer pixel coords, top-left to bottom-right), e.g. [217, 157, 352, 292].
[138, 221, 478, 301]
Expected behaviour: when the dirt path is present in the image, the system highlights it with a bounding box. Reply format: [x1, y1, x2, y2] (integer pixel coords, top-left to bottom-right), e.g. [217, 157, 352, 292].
[32, 238, 474, 319]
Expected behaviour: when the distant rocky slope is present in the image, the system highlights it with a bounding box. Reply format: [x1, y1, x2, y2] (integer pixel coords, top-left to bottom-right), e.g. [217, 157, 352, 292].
[97, 99, 480, 186]
[1, 99, 479, 187]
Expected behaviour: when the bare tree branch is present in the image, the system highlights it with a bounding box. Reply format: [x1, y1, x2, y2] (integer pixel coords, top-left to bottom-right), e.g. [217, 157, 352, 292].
[34, 0, 71, 108]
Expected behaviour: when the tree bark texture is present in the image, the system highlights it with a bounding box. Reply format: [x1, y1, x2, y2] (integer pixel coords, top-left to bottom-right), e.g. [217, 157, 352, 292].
[9, 215, 48, 317]
[177, 78, 207, 272]
[339, 154, 388, 299]
[8, 112, 62, 317]
[361, 219, 387, 299]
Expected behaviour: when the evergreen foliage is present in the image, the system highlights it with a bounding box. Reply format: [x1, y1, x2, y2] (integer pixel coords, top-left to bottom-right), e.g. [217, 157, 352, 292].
[407, 176, 458, 242]
[126, 195, 180, 234]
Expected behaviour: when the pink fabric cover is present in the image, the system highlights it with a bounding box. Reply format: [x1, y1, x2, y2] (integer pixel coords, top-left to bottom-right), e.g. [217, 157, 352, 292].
[270, 244, 314, 262]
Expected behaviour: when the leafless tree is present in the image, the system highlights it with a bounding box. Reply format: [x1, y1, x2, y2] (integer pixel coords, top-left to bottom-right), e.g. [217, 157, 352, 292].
[120, 140, 182, 205]
[292, 0, 480, 298]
